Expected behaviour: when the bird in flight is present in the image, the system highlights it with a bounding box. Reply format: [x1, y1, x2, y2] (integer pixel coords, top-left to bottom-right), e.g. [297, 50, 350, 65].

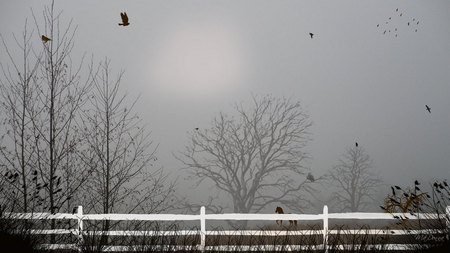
[355, 142, 359, 147]
[309, 33, 314, 39]
[307, 172, 315, 182]
[119, 12, 130, 26]
[41, 35, 51, 43]
[425, 105, 431, 113]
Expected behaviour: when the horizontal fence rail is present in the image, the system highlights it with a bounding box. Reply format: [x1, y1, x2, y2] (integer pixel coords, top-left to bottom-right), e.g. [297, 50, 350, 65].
[3, 205, 450, 252]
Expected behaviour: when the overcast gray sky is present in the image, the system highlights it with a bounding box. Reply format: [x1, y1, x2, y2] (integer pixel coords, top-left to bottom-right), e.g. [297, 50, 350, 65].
[1, 0, 449, 207]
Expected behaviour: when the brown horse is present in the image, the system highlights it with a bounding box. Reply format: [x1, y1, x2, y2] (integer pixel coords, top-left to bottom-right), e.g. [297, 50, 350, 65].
[275, 206, 297, 226]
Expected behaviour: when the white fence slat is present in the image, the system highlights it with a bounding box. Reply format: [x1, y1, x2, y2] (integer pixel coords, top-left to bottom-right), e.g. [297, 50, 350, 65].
[4, 205, 449, 252]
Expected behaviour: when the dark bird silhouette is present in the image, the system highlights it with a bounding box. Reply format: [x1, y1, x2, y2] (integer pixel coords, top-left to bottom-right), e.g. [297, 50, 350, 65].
[119, 12, 130, 26]
[408, 22, 410, 26]
[396, 8, 398, 12]
[307, 172, 315, 182]
[309, 33, 314, 39]
[355, 142, 358, 147]
[425, 105, 431, 113]
[383, 30, 386, 34]
[41, 35, 51, 43]
[417, 21, 419, 25]
[377, 24, 379, 27]
[400, 13, 402, 17]
[195, 128, 199, 130]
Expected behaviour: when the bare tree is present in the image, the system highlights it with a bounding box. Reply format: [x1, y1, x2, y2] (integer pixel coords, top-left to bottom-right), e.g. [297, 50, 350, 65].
[177, 95, 315, 218]
[81, 59, 176, 215]
[327, 145, 382, 212]
[0, 21, 41, 212]
[28, 1, 93, 214]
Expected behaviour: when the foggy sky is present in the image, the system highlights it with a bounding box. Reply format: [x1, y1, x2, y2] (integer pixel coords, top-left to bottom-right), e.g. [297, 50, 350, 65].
[1, 0, 449, 209]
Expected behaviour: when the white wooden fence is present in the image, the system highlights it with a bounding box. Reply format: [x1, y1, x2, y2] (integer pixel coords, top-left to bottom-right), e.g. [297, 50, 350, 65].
[5, 205, 450, 252]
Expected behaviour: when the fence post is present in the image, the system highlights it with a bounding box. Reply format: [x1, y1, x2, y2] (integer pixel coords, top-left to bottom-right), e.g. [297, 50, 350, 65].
[200, 206, 206, 252]
[323, 205, 328, 253]
[77, 205, 84, 251]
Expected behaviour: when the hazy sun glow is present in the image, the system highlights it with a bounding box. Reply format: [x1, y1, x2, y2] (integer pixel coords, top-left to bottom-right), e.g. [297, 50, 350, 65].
[150, 23, 246, 97]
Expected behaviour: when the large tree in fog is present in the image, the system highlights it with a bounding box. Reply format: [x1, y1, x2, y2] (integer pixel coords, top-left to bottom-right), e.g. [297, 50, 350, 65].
[178, 95, 315, 214]
[327, 145, 382, 212]
[81, 59, 176, 215]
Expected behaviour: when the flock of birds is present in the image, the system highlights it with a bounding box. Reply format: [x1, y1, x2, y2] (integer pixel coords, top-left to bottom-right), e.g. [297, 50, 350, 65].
[377, 8, 420, 37]
[38, 10, 433, 187]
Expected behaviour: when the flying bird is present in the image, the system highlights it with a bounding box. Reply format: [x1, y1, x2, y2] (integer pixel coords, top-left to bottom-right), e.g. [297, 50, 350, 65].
[307, 172, 315, 182]
[355, 142, 358, 147]
[309, 33, 314, 39]
[119, 12, 130, 26]
[195, 128, 199, 130]
[425, 105, 431, 113]
[41, 35, 51, 43]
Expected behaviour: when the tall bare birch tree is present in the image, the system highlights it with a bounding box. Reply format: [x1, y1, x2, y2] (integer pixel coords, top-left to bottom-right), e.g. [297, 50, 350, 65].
[0, 21, 41, 212]
[29, 2, 93, 214]
[178, 95, 315, 218]
[81, 59, 176, 215]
